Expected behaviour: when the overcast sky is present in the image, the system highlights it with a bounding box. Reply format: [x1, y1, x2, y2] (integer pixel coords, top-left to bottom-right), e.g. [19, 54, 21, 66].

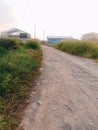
[1, 0, 98, 39]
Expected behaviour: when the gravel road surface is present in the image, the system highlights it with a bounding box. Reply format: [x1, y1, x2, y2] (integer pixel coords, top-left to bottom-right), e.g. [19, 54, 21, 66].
[21, 46, 98, 130]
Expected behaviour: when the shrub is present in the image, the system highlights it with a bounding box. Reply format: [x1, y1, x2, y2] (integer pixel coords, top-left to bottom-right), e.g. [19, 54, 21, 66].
[26, 39, 40, 50]
[55, 41, 98, 59]
[0, 47, 7, 57]
[0, 38, 22, 50]
[0, 47, 41, 97]
[0, 39, 42, 129]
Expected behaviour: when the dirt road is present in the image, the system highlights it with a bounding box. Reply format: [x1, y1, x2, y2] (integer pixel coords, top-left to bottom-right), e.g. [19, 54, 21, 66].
[21, 46, 98, 130]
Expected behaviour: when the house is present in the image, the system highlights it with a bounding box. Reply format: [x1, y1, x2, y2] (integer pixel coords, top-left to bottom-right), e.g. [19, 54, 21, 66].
[1, 28, 31, 41]
[81, 32, 98, 42]
[47, 36, 73, 44]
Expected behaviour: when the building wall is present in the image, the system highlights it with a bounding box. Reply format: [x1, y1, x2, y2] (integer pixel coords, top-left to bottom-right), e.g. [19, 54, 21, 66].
[82, 33, 98, 41]
[47, 38, 64, 44]
[20, 33, 31, 39]
[1, 32, 9, 37]
[47, 37, 73, 44]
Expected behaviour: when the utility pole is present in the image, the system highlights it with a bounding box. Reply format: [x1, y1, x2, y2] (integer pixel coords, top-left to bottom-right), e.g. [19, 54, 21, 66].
[43, 30, 45, 41]
[34, 24, 36, 39]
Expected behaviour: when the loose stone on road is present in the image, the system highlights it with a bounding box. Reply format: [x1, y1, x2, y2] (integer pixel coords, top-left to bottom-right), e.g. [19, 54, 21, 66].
[21, 46, 98, 130]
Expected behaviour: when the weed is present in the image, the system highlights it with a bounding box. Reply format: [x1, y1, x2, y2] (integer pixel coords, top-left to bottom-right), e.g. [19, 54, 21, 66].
[55, 41, 98, 60]
[0, 38, 21, 50]
[26, 39, 41, 50]
[0, 38, 41, 129]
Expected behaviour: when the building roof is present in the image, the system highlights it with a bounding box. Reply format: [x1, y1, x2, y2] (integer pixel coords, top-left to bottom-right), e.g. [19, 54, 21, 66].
[82, 32, 98, 36]
[47, 36, 73, 39]
[2, 28, 29, 34]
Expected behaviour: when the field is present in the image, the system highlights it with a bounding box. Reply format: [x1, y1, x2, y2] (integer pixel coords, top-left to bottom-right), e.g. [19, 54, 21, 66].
[0, 38, 42, 130]
[54, 40, 98, 60]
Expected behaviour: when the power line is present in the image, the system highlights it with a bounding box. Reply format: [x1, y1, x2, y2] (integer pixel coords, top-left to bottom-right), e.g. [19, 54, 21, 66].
[26, 0, 36, 38]
[26, 0, 33, 19]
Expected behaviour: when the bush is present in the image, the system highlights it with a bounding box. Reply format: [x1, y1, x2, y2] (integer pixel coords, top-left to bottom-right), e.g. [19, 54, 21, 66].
[26, 39, 40, 50]
[0, 38, 22, 50]
[0, 48, 40, 96]
[0, 38, 42, 129]
[0, 47, 7, 57]
[55, 41, 98, 59]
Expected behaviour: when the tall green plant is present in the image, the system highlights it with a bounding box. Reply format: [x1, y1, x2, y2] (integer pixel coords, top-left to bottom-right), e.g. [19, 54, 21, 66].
[0, 38, 22, 50]
[26, 39, 41, 50]
[55, 41, 98, 59]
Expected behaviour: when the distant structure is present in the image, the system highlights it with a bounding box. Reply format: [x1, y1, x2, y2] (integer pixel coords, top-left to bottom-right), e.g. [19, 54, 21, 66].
[47, 36, 73, 44]
[81, 32, 98, 41]
[1, 28, 31, 41]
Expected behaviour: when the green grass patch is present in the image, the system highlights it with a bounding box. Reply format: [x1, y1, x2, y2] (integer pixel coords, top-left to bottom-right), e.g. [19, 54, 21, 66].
[0, 38, 21, 50]
[0, 38, 42, 129]
[26, 39, 41, 50]
[54, 41, 98, 60]
[0, 47, 7, 57]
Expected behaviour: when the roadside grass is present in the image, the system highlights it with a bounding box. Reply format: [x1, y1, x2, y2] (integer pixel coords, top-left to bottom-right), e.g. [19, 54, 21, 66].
[26, 39, 41, 50]
[0, 38, 21, 50]
[54, 41, 98, 60]
[0, 38, 42, 130]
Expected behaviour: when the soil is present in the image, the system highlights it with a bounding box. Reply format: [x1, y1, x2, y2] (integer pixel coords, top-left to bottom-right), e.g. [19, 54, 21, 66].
[20, 46, 98, 130]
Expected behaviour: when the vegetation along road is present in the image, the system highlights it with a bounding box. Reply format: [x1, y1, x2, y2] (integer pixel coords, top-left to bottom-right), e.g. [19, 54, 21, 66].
[21, 46, 98, 130]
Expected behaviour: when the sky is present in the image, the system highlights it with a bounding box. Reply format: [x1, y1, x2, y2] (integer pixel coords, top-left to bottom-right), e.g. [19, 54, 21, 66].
[0, 0, 98, 39]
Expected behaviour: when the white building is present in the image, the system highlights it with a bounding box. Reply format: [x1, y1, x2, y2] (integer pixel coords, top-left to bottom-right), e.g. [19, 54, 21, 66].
[1, 28, 31, 41]
[81, 32, 98, 41]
